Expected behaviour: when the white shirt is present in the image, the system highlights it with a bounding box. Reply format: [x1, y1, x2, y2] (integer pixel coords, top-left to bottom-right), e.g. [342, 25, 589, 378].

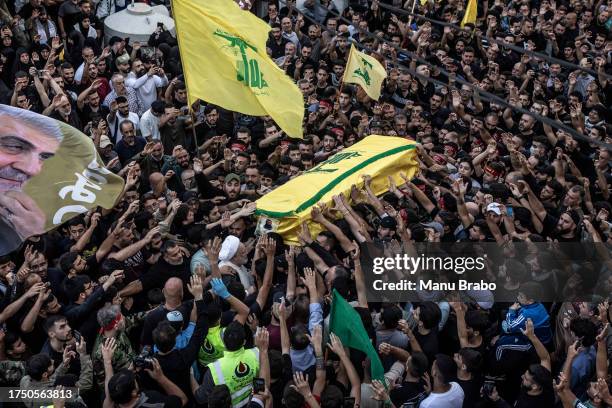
[110, 111, 140, 143]
[420, 382, 464, 408]
[139, 109, 161, 141]
[75, 62, 85, 84]
[125, 71, 168, 114]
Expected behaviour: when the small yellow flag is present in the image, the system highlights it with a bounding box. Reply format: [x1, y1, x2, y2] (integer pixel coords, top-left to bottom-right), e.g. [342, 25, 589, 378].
[461, 0, 477, 28]
[342, 44, 387, 101]
[173, 0, 305, 138]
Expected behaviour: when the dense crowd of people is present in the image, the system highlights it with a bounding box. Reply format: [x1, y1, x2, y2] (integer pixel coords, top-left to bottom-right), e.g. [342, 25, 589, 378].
[0, 0, 611, 407]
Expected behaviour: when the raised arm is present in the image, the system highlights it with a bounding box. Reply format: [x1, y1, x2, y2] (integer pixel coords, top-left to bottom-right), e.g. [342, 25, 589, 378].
[4, 283, 45, 326]
[351, 243, 368, 309]
[146, 359, 189, 406]
[310, 204, 356, 253]
[255, 235, 276, 309]
[521, 318, 551, 371]
[327, 333, 361, 404]
[255, 327, 271, 389]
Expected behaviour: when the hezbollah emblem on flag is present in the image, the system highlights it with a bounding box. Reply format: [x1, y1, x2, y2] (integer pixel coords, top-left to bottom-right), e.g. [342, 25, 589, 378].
[343, 44, 387, 100]
[214, 29, 268, 93]
[353, 57, 373, 86]
[234, 361, 251, 378]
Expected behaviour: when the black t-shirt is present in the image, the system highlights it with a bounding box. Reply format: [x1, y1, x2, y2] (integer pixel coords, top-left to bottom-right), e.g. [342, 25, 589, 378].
[140, 258, 190, 292]
[415, 328, 439, 365]
[457, 377, 482, 407]
[140, 301, 194, 347]
[270, 354, 293, 408]
[389, 380, 427, 407]
[137, 390, 182, 408]
[514, 388, 555, 407]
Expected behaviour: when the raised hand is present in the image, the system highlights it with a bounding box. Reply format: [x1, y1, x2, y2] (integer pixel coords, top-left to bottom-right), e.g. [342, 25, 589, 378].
[255, 326, 269, 350]
[187, 274, 203, 300]
[211, 277, 230, 300]
[204, 237, 222, 264]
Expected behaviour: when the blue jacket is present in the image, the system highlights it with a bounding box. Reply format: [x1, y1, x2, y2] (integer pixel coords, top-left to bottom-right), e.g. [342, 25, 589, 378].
[502, 302, 552, 344]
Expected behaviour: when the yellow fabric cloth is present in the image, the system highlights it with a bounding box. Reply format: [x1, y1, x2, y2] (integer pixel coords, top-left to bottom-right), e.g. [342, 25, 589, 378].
[255, 136, 419, 244]
[173, 0, 305, 138]
[461, 0, 477, 27]
[342, 44, 387, 101]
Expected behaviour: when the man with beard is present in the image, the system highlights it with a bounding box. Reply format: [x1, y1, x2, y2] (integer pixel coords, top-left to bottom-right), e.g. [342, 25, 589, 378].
[195, 105, 222, 141]
[116, 121, 146, 165]
[107, 95, 140, 143]
[135, 141, 173, 183]
[266, 23, 289, 60]
[103, 73, 141, 116]
[76, 80, 110, 126]
[522, 181, 581, 242]
[63, 270, 123, 323]
[0, 331, 30, 386]
[45, 93, 82, 130]
[40, 315, 74, 369]
[161, 147, 191, 194]
[218, 234, 253, 293]
[92, 304, 144, 388]
[0, 106, 63, 254]
[0, 255, 15, 300]
[160, 104, 190, 155]
[314, 131, 338, 163]
[118, 239, 191, 300]
[125, 59, 168, 114]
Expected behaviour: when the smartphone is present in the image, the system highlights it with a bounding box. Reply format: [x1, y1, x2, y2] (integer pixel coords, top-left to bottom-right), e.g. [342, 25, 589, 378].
[506, 205, 513, 217]
[252, 378, 265, 393]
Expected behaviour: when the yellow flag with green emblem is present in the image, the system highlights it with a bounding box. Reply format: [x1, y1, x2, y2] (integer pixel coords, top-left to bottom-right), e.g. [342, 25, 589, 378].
[173, 0, 304, 138]
[342, 44, 387, 101]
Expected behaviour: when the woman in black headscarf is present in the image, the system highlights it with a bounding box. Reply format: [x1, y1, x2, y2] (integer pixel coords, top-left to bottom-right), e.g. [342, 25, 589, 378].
[11, 47, 33, 80]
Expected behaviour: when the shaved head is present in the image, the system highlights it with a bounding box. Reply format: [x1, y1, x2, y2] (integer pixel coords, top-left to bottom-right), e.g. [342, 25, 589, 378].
[163, 277, 183, 300]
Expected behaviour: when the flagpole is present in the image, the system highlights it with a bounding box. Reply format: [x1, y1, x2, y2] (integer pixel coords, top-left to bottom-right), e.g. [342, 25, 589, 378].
[407, 0, 417, 28]
[171, 0, 202, 157]
[334, 44, 354, 115]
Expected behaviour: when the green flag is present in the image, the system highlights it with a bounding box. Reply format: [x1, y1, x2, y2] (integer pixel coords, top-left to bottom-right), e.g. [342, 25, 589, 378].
[328, 289, 384, 381]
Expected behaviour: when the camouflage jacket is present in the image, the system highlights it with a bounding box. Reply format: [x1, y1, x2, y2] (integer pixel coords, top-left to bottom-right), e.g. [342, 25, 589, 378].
[92, 312, 145, 387]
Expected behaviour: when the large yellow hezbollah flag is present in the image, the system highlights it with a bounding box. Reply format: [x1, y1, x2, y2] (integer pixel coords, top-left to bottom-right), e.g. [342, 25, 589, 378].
[343, 44, 387, 101]
[173, 0, 305, 138]
[255, 136, 419, 244]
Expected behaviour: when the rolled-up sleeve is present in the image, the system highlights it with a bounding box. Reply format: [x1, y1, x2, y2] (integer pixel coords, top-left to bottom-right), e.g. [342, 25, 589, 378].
[308, 302, 323, 333]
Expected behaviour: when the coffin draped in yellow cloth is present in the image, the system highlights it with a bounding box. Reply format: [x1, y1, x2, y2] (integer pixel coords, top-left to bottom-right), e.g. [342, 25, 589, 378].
[255, 135, 419, 244]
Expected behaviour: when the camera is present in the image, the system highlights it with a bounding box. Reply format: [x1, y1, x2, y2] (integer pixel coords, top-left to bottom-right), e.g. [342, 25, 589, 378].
[133, 346, 154, 370]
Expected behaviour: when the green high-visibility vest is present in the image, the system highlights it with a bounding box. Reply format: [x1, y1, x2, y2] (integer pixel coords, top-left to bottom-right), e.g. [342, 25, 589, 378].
[198, 325, 226, 366]
[207, 347, 259, 408]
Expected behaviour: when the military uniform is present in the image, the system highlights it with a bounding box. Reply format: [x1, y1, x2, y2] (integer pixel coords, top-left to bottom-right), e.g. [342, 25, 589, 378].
[92, 312, 145, 387]
[0, 360, 26, 386]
